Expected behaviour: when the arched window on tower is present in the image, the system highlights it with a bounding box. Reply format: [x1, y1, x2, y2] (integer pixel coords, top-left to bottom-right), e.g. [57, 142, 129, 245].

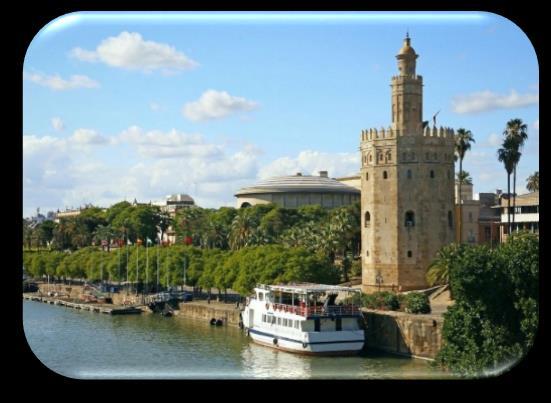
[386, 151, 392, 162]
[365, 172, 369, 181]
[364, 211, 371, 227]
[383, 171, 388, 179]
[430, 170, 435, 178]
[407, 169, 412, 179]
[405, 211, 415, 227]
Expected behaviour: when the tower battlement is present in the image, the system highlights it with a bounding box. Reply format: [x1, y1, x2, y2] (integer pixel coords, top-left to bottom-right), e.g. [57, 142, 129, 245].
[360, 125, 455, 143]
[360, 127, 397, 141]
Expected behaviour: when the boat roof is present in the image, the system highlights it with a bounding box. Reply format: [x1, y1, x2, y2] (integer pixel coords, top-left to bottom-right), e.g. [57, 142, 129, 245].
[256, 283, 361, 294]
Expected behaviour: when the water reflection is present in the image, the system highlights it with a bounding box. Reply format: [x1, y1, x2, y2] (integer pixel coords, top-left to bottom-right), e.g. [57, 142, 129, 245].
[24, 301, 450, 379]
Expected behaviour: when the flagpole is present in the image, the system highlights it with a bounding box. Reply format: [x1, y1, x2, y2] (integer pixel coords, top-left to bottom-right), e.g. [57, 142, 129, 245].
[156, 237, 160, 293]
[136, 241, 139, 296]
[145, 238, 149, 295]
[126, 232, 129, 295]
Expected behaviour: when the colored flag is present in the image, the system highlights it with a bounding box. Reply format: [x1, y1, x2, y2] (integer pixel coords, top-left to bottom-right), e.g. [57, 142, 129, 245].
[127, 239, 132, 245]
[146, 237, 153, 245]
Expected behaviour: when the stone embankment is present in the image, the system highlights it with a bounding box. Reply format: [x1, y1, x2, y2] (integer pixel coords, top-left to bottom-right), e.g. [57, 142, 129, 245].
[362, 309, 443, 360]
[176, 301, 242, 326]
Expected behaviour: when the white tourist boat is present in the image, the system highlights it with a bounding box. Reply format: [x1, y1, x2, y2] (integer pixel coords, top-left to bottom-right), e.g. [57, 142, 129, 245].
[241, 283, 365, 355]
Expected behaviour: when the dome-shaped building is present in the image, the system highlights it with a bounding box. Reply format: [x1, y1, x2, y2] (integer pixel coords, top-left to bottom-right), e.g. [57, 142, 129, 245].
[235, 171, 360, 209]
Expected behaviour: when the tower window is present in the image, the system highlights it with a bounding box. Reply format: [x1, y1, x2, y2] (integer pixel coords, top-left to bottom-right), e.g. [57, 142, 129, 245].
[430, 170, 435, 178]
[369, 154, 372, 162]
[407, 169, 412, 179]
[365, 172, 369, 181]
[448, 211, 453, 228]
[364, 211, 371, 227]
[405, 211, 415, 227]
[386, 152, 392, 162]
[366, 250, 369, 257]
[407, 251, 412, 258]
[383, 171, 388, 179]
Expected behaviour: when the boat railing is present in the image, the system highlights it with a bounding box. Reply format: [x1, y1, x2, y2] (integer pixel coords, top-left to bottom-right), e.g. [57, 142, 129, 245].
[269, 303, 360, 317]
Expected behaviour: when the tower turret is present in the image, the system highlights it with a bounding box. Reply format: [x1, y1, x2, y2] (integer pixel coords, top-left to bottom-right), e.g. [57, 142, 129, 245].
[391, 33, 423, 135]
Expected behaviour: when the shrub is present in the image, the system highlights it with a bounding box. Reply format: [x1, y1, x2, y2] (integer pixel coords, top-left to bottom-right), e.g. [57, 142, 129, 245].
[403, 292, 431, 314]
[362, 291, 400, 311]
[436, 232, 539, 375]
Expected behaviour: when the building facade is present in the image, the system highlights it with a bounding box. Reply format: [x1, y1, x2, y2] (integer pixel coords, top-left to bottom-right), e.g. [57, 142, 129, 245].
[455, 182, 480, 244]
[235, 171, 360, 209]
[336, 174, 361, 191]
[478, 192, 501, 247]
[360, 35, 456, 293]
[498, 191, 539, 242]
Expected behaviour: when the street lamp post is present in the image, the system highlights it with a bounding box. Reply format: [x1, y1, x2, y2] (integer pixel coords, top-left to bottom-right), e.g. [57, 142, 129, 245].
[376, 272, 383, 292]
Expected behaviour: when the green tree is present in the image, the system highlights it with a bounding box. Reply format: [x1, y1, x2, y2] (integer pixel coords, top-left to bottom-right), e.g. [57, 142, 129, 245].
[436, 233, 538, 375]
[526, 171, 539, 192]
[503, 119, 528, 228]
[456, 170, 473, 185]
[455, 128, 476, 243]
[426, 243, 464, 289]
[93, 224, 115, 251]
[228, 209, 261, 250]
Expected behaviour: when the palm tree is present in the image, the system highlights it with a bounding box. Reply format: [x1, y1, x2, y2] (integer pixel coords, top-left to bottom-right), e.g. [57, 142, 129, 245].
[456, 170, 473, 185]
[454, 128, 476, 243]
[526, 171, 539, 192]
[228, 210, 259, 250]
[426, 243, 464, 298]
[93, 224, 114, 252]
[498, 137, 520, 235]
[503, 119, 528, 227]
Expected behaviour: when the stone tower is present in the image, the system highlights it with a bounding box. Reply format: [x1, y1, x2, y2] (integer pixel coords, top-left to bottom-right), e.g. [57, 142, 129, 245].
[360, 35, 456, 293]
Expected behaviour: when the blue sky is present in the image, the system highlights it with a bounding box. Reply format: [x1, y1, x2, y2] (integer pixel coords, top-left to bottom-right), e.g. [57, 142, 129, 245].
[23, 12, 539, 217]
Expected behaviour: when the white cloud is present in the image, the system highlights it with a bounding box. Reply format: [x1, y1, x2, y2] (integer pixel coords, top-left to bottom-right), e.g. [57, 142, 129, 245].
[183, 90, 258, 122]
[452, 90, 539, 114]
[70, 129, 108, 145]
[116, 126, 221, 159]
[24, 71, 99, 91]
[23, 126, 262, 216]
[71, 31, 198, 73]
[258, 150, 360, 180]
[486, 133, 501, 147]
[149, 102, 161, 111]
[51, 117, 65, 131]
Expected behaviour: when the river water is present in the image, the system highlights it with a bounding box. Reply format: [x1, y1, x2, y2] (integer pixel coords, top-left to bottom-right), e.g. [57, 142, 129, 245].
[23, 300, 451, 379]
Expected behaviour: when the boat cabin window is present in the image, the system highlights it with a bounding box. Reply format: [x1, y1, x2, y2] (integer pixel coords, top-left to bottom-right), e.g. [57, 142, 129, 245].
[282, 318, 287, 327]
[294, 320, 300, 329]
[262, 314, 266, 322]
[277, 317, 281, 326]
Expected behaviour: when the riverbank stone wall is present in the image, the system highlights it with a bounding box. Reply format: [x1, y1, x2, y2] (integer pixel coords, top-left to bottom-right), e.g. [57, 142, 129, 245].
[362, 309, 443, 360]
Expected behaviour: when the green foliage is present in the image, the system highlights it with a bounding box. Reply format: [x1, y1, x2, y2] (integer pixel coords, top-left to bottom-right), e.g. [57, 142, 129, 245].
[426, 243, 465, 287]
[403, 292, 431, 314]
[436, 232, 539, 375]
[361, 291, 400, 311]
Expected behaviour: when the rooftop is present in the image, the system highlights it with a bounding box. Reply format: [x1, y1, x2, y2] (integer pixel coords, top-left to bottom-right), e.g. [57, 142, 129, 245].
[235, 172, 360, 196]
[257, 283, 361, 294]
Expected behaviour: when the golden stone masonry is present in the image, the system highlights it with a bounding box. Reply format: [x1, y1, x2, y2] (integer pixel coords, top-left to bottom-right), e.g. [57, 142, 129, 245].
[361, 35, 455, 293]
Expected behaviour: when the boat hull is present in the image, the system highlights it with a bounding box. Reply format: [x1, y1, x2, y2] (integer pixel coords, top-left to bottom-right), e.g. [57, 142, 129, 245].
[247, 327, 365, 356]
